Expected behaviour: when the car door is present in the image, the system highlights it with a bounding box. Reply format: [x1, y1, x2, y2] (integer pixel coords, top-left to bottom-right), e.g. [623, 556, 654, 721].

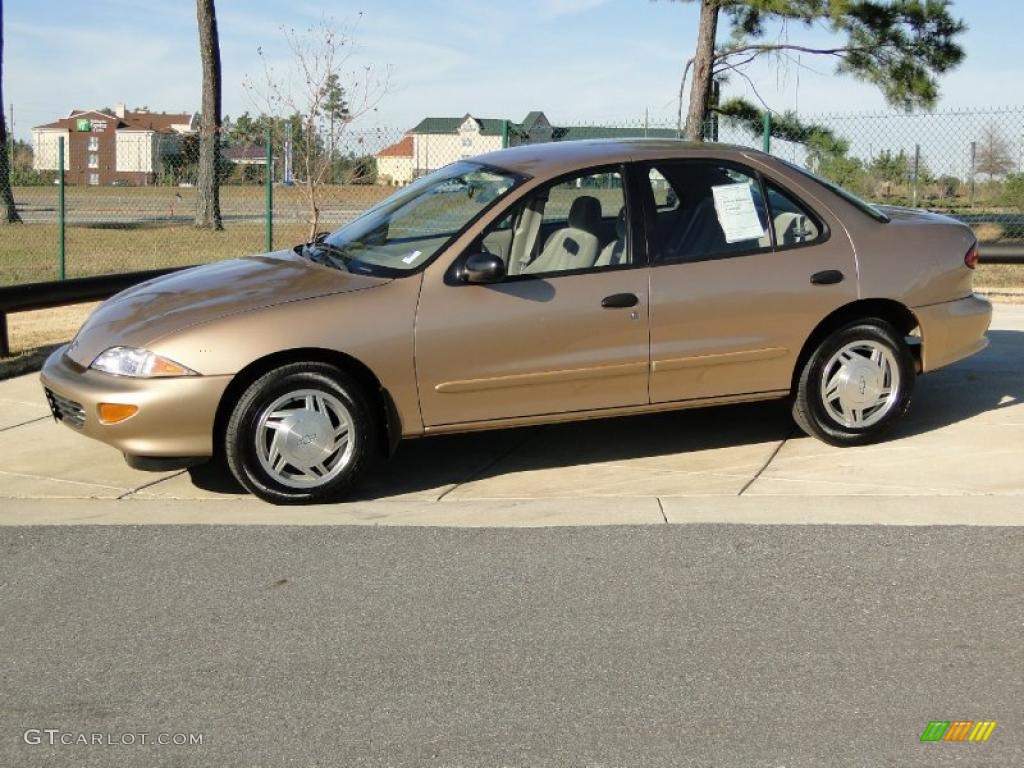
[642, 159, 858, 404]
[415, 164, 650, 427]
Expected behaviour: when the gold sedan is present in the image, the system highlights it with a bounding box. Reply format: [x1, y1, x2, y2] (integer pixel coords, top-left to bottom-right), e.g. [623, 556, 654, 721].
[41, 140, 992, 503]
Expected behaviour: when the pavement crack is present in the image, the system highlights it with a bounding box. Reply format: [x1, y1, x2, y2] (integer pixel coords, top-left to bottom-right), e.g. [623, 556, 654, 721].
[0, 416, 49, 432]
[436, 428, 541, 502]
[118, 470, 188, 500]
[656, 496, 668, 523]
[737, 429, 793, 497]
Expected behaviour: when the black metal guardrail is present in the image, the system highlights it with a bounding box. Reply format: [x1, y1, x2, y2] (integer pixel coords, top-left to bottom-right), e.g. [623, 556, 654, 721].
[0, 267, 188, 358]
[0, 245, 1021, 361]
[977, 244, 1024, 265]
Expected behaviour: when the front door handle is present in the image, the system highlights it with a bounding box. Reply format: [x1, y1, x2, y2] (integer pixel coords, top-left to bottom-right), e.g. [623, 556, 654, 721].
[810, 270, 844, 285]
[601, 292, 639, 308]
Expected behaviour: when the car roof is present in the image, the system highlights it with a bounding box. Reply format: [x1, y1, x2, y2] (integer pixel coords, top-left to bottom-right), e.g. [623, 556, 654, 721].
[473, 138, 767, 179]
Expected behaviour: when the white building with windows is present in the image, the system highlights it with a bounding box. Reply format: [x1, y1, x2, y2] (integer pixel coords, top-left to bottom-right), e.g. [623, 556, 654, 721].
[375, 110, 674, 186]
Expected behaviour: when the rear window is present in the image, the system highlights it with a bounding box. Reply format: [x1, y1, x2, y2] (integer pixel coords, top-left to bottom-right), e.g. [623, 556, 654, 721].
[781, 160, 890, 223]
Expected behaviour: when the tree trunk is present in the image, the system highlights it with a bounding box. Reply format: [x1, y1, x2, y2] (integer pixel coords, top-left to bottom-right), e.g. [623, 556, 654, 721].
[304, 118, 319, 242]
[684, 0, 720, 142]
[195, 0, 223, 229]
[0, 10, 22, 225]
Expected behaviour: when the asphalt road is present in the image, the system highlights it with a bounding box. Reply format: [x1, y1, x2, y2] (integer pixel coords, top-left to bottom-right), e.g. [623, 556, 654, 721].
[2, 524, 1021, 767]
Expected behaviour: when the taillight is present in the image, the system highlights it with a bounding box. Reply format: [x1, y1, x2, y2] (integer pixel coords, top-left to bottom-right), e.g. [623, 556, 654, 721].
[964, 243, 979, 269]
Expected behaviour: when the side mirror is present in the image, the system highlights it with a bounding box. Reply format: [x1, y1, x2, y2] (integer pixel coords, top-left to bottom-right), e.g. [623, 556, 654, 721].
[462, 251, 506, 284]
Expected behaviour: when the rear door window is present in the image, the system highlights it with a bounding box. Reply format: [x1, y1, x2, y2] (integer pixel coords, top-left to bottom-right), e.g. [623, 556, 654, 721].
[645, 162, 771, 264]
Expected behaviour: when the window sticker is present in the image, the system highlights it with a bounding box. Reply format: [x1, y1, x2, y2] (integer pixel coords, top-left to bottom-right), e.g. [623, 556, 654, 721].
[711, 183, 766, 243]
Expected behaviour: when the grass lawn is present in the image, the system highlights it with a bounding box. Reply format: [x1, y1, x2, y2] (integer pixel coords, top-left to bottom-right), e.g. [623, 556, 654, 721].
[4, 183, 392, 285]
[1, 302, 99, 380]
[0, 222, 318, 285]
[975, 263, 1024, 290]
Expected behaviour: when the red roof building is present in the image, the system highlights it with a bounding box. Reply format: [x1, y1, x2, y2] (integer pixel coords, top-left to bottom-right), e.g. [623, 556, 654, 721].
[32, 103, 197, 186]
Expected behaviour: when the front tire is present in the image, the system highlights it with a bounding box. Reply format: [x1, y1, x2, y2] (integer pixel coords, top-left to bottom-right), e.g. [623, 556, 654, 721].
[792, 319, 915, 446]
[225, 363, 376, 504]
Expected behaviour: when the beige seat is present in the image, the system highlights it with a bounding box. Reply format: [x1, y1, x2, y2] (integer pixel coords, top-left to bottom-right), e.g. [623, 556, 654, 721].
[523, 196, 602, 274]
[774, 211, 815, 245]
[595, 206, 629, 267]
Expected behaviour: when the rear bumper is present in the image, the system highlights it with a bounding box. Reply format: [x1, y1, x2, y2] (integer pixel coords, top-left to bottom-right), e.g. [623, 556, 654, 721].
[39, 345, 232, 458]
[915, 294, 993, 373]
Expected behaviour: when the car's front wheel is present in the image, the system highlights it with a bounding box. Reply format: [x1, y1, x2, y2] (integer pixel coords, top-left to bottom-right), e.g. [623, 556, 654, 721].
[792, 319, 916, 446]
[225, 363, 375, 504]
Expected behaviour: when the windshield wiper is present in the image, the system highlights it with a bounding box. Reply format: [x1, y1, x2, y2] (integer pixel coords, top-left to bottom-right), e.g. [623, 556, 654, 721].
[300, 241, 350, 271]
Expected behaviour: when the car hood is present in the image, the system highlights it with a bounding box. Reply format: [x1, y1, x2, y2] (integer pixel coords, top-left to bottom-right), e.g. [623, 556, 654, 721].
[65, 249, 390, 368]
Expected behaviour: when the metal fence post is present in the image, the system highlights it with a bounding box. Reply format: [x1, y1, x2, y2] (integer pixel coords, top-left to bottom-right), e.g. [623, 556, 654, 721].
[265, 128, 273, 252]
[912, 144, 921, 208]
[969, 140, 977, 209]
[501, 120, 509, 149]
[58, 136, 66, 281]
[762, 112, 772, 154]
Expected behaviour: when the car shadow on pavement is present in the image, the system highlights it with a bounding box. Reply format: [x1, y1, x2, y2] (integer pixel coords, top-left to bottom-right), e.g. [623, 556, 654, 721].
[186, 329, 1024, 501]
[885, 329, 1024, 440]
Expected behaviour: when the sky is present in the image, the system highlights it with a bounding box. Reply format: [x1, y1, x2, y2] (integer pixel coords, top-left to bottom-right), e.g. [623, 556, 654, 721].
[4, 0, 1023, 142]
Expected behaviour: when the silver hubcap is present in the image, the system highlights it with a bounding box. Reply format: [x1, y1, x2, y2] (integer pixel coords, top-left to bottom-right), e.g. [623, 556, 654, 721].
[820, 340, 900, 429]
[255, 389, 354, 489]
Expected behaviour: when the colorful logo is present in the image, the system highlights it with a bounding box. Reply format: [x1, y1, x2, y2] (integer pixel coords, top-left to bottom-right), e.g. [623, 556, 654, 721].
[76, 119, 91, 132]
[920, 721, 997, 742]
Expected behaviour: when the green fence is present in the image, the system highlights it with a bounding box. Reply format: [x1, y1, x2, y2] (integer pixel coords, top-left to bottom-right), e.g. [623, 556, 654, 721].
[4, 106, 1024, 287]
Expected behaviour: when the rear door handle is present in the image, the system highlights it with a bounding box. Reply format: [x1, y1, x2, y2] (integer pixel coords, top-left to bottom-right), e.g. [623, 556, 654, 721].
[601, 293, 639, 308]
[810, 270, 844, 285]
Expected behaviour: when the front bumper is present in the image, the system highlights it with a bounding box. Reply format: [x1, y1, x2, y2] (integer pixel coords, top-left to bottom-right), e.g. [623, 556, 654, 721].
[39, 345, 233, 458]
[915, 293, 993, 373]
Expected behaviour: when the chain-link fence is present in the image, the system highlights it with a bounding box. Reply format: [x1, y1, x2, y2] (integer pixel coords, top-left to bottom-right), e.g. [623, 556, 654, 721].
[5, 106, 1023, 287]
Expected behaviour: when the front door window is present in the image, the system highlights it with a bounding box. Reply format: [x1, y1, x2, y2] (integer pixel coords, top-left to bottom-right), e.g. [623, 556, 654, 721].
[475, 167, 631, 278]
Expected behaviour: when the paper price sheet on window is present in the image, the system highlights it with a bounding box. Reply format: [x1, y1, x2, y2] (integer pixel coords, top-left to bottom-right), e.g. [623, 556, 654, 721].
[711, 183, 766, 243]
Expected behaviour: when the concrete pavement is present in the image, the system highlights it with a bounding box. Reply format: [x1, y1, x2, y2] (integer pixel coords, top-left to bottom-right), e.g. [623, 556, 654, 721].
[1, 303, 1022, 525]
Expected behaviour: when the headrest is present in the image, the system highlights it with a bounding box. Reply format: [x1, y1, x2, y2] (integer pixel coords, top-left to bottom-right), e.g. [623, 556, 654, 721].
[568, 195, 602, 233]
[615, 206, 627, 238]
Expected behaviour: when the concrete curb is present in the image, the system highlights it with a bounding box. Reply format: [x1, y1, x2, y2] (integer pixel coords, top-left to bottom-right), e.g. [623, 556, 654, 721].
[0, 495, 1021, 527]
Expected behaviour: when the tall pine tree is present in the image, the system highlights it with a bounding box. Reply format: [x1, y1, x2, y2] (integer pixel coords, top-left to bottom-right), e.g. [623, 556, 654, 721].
[667, 1, 966, 141]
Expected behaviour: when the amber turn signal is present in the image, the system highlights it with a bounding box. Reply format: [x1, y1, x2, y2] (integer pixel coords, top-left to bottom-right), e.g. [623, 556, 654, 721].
[98, 403, 139, 424]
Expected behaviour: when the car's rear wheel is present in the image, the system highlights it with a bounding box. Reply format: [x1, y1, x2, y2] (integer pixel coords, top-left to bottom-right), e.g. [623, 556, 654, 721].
[792, 319, 915, 446]
[225, 363, 375, 504]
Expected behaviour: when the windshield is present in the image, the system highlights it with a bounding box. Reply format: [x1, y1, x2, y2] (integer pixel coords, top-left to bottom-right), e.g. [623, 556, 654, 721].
[310, 161, 524, 276]
[781, 160, 891, 223]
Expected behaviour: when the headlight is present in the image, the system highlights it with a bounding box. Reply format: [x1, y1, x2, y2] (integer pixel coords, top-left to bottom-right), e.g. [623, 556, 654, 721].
[90, 347, 197, 378]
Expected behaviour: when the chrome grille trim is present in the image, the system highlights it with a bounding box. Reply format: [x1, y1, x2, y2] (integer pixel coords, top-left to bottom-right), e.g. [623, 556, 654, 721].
[45, 388, 86, 430]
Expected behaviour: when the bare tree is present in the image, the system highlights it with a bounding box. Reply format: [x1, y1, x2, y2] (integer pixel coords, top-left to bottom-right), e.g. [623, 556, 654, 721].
[246, 14, 389, 240]
[195, 0, 223, 229]
[975, 123, 1014, 180]
[0, 4, 21, 225]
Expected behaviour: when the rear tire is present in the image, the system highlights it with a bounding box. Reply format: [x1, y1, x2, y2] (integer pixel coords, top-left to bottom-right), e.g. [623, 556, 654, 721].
[792, 319, 915, 447]
[225, 363, 376, 504]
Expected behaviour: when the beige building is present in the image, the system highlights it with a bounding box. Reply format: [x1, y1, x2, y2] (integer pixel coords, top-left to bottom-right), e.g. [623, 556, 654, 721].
[375, 135, 414, 186]
[375, 110, 674, 185]
[376, 112, 556, 185]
